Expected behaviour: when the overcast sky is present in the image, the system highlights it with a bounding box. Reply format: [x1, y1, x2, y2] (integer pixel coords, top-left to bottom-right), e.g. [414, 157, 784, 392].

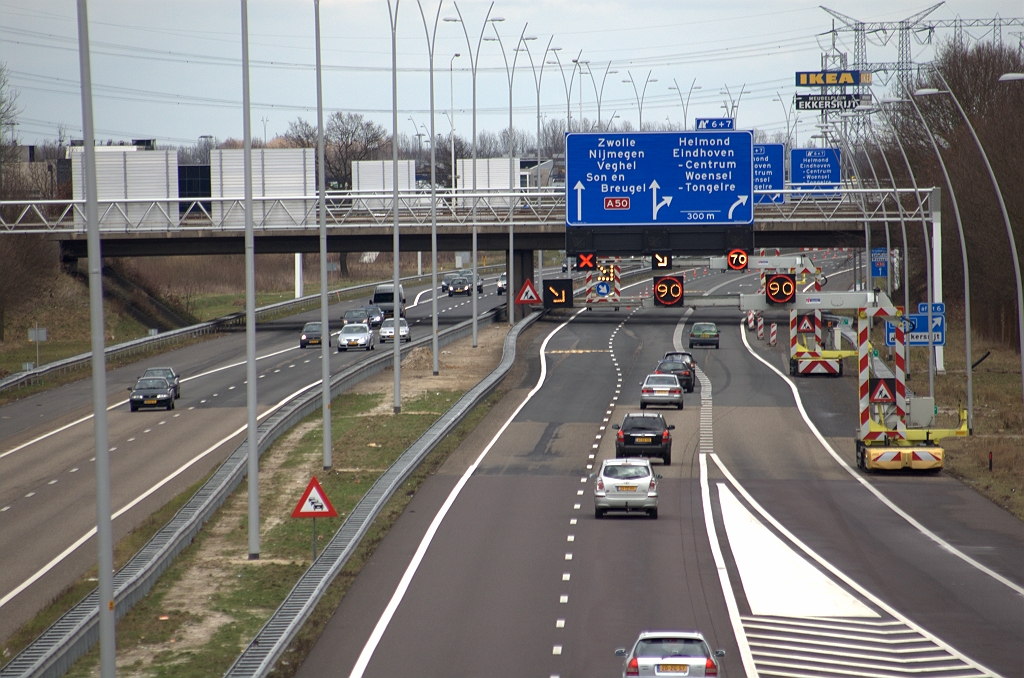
[1, 0, 1019, 148]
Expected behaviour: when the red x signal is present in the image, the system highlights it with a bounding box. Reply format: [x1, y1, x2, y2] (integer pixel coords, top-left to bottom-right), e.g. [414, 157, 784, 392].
[576, 252, 597, 271]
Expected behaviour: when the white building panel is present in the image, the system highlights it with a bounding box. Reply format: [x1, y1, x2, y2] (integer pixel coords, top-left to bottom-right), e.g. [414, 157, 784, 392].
[211, 148, 315, 229]
[351, 160, 415, 210]
[455, 157, 520, 208]
[71, 148, 177, 229]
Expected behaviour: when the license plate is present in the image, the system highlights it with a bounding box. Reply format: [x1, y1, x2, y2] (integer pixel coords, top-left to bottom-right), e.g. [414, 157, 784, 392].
[635, 437, 652, 443]
[658, 665, 688, 674]
[349, 341, 358, 345]
[144, 399, 157, 405]
[617, 485, 637, 492]
[310, 339, 320, 344]
[702, 333, 712, 338]
[655, 389, 668, 395]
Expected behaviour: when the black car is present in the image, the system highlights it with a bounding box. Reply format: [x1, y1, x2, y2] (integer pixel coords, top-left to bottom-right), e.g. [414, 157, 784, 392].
[654, 359, 695, 393]
[360, 305, 385, 328]
[441, 272, 460, 293]
[458, 270, 484, 293]
[342, 308, 370, 326]
[141, 367, 180, 399]
[664, 351, 694, 366]
[613, 412, 674, 465]
[448, 277, 471, 296]
[128, 377, 176, 412]
[299, 321, 329, 349]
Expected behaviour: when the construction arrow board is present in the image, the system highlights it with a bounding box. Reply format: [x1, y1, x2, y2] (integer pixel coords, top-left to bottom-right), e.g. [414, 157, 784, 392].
[565, 131, 754, 227]
[292, 477, 338, 518]
[515, 278, 541, 304]
[543, 279, 574, 309]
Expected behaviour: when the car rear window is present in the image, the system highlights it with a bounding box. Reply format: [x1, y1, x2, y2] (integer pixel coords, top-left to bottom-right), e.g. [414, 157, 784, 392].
[666, 352, 694, 364]
[646, 376, 678, 386]
[622, 415, 665, 431]
[657, 361, 686, 371]
[340, 325, 365, 334]
[692, 323, 717, 333]
[635, 638, 708, 658]
[303, 323, 321, 332]
[137, 379, 167, 389]
[603, 465, 650, 480]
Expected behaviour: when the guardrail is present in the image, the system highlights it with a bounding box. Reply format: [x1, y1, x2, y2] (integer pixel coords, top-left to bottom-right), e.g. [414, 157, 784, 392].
[0, 266, 504, 397]
[223, 310, 543, 677]
[0, 307, 504, 678]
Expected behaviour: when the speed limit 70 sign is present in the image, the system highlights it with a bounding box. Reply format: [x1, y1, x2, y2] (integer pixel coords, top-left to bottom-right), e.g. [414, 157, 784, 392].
[727, 249, 748, 271]
[653, 276, 685, 307]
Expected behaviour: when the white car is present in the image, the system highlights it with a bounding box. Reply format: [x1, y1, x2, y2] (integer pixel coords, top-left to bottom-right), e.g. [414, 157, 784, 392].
[336, 323, 375, 351]
[496, 272, 507, 295]
[593, 458, 660, 519]
[379, 317, 411, 343]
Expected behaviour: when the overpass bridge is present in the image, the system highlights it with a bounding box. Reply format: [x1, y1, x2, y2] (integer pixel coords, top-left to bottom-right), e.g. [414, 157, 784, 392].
[0, 186, 937, 260]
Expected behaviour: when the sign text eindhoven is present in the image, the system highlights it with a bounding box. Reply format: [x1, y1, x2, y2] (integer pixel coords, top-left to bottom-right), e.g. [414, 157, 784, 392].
[565, 131, 754, 227]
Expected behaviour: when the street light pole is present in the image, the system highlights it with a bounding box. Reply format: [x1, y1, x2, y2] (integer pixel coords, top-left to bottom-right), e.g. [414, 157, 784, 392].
[668, 77, 700, 130]
[549, 48, 579, 132]
[485, 23, 530, 326]
[448, 53, 460, 193]
[314, 0, 332, 469]
[584, 62, 619, 131]
[720, 82, 747, 125]
[623, 70, 658, 130]
[387, 0, 402, 412]
[416, 0, 443, 376]
[921, 70, 1024, 410]
[446, 2, 502, 347]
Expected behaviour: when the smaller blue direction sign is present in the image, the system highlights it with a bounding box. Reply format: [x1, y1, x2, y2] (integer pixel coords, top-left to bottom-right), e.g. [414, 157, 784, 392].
[871, 247, 888, 278]
[790, 148, 841, 198]
[595, 281, 612, 297]
[754, 144, 784, 204]
[917, 302, 945, 314]
[695, 118, 735, 130]
[885, 313, 946, 347]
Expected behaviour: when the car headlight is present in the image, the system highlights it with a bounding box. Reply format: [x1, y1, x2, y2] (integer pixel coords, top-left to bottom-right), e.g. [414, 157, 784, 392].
[301, 334, 308, 340]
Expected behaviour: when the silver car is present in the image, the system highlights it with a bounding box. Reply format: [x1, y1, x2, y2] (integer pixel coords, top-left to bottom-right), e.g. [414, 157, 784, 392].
[593, 458, 660, 519]
[640, 374, 683, 410]
[615, 631, 726, 677]
[336, 323, 375, 351]
[379, 317, 411, 343]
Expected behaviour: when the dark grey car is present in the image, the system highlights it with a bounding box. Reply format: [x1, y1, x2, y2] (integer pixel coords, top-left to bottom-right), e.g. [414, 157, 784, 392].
[141, 367, 180, 399]
[128, 377, 176, 412]
[614, 413, 674, 465]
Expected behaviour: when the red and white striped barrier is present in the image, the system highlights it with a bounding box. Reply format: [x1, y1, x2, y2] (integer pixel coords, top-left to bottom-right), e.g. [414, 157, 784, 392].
[757, 315, 764, 340]
[769, 323, 777, 346]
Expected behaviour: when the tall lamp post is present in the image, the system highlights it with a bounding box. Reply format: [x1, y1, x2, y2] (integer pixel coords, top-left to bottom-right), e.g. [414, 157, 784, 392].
[448, 53, 460, 193]
[548, 48, 580, 132]
[314, 0, 332, 468]
[623, 70, 658, 130]
[583, 62, 619, 131]
[387, 0, 403, 411]
[484, 22, 531, 326]
[445, 2, 503, 347]
[916, 71, 1024, 410]
[668, 78, 700, 130]
[416, 0, 443, 376]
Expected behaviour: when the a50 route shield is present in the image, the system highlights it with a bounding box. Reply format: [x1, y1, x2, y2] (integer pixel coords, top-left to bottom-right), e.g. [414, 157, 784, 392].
[565, 130, 754, 227]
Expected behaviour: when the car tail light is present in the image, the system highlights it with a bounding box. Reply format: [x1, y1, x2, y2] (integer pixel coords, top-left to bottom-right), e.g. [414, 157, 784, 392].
[617, 429, 624, 443]
[642, 388, 654, 394]
[662, 429, 670, 442]
[670, 388, 680, 394]
[596, 478, 605, 491]
[705, 658, 718, 675]
[626, 657, 639, 676]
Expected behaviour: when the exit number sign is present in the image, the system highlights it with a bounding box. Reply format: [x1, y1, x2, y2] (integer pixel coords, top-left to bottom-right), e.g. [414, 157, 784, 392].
[604, 197, 630, 210]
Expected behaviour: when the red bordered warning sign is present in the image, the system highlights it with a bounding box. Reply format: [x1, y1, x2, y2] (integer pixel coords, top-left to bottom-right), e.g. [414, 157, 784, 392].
[869, 378, 896, 404]
[797, 314, 815, 333]
[515, 279, 541, 304]
[292, 477, 338, 518]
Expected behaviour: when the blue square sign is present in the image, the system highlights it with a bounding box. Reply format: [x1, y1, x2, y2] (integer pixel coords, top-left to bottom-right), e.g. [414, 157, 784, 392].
[754, 144, 784, 204]
[565, 131, 754, 227]
[790, 147, 841, 198]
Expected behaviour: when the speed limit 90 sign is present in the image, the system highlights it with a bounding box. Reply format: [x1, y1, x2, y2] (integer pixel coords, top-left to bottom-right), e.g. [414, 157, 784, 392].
[766, 273, 796, 304]
[727, 249, 748, 271]
[653, 276, 685, 307]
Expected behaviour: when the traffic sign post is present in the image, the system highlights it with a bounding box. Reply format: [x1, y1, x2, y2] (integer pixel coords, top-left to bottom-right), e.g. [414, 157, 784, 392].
[653, 276, 685, 307]
[291, 477, 338, 561]
[871, 247, 888, 279]
[543, 279, 574, 309]
[753, 144, 784, 204]
[565, 131, 754, 227]
[885, 313, 946, 346]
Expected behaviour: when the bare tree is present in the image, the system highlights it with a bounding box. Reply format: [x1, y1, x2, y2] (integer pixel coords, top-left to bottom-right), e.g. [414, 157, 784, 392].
[1, 63, 22, 201]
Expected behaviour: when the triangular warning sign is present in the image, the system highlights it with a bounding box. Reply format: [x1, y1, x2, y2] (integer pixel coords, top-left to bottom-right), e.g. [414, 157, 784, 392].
[515, 279, 541, 304]
[797, 315, 815, 333]
[292, 477, 338, 518]
[871, 380, 895, 404]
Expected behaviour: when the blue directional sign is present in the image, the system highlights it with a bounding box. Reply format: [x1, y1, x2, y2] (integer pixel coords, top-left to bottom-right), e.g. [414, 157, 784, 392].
[885, 313, 946, 347]
[790, 148, 841, 198]
[754, 144, 784, 204]
[565, 131, 754, 227]
[595, 281, 612, 297]
[871, 247, 888, 278]
[917, 302, 945, 314]
[694, 118, 735, 130]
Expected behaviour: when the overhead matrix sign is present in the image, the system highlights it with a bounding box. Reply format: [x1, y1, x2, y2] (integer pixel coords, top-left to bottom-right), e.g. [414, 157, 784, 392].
[565, 131, 754, 227]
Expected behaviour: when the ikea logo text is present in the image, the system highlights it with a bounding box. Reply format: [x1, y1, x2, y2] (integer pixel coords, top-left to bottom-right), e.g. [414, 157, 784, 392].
[795, 70, 870, 87]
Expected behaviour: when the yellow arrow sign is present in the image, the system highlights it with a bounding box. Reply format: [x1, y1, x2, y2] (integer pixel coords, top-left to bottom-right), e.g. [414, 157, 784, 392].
[548, 287, 566, 304]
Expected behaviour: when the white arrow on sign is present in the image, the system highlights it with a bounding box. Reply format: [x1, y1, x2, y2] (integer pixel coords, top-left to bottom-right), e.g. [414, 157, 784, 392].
[574, 181, 585, 222]
[728, 195, 749, 220]
[650, 180, 672, 220]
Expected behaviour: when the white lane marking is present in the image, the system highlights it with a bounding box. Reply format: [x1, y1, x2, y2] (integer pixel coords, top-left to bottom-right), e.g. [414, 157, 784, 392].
[556, 617, 566, 626]
[562, 573, 570, 581]
[0, 347, 300, 462]
[700, 454, 759, 677]
[0, 378, 323, 611]
[711, 454, 999, 677]
[552, 646, 562, 655]
[718, 483, 877, 618]
[347, 308, 587, 678]
[738, 326, 1024, 597]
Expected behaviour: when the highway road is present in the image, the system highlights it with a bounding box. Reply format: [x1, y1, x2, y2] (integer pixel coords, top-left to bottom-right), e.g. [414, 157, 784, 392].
[0, 269, 524, 645]
[295, 252, 1024, 678]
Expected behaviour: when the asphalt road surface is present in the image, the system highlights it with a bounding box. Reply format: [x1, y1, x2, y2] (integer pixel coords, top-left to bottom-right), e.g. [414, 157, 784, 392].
[296, 253, 1023, 678]
[0, 270, 521, 644]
